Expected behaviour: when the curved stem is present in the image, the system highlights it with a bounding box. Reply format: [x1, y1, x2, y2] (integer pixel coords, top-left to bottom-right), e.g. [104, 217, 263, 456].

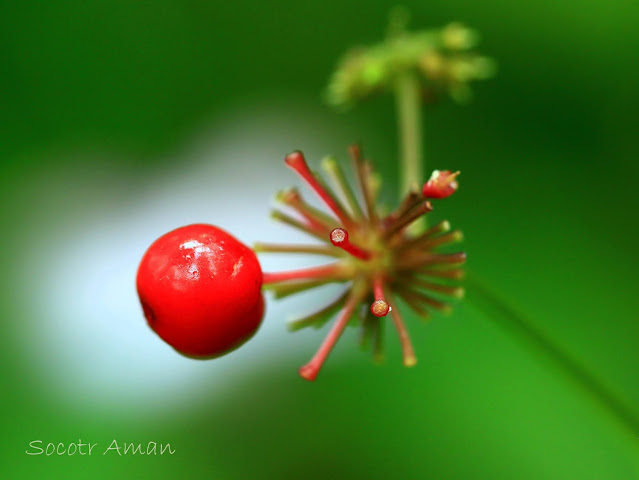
[466, 273, 639, 440]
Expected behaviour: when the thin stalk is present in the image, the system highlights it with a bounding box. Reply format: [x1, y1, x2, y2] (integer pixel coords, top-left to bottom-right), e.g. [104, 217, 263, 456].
[395, 286, 452, 313]
[253, 243, 340, 257]
[370, 276, 390, 317]
[330, 228, 372, 260]
[262, 263, 346, 284]
[396, 290, 431, 320]
[270, 210, 326, 242]
[265, 278, 346, 300]
[359, 314, 374, 351]
[418, 230, 464, 250]
[400, 220, 451, 250]
[400, 230, 464, 256]
[299, 284, 367, 381]
[383, 190, 421, 228]
[383, 201, 432, 239]
[372, 314, 385, 363]
[387, 292, 417, 366]
[408, 277, 465, 298]
[348, 145, 378, 224]
[277, 188, 338, 232]
[396, 251, 466, 270]
[285, 151, 353, 227]
[395, 72, 424, 201]
[288, 290, 350, 331]
[321, 156, 364, 220]
[417, 268, 466, 280]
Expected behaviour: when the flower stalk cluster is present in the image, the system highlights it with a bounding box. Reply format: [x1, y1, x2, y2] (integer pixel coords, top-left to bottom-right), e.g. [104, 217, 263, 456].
[256, 146, 465, 381]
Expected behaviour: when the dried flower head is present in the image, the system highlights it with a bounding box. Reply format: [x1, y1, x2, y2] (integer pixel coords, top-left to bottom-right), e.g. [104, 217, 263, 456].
[256, 146, 465, 381]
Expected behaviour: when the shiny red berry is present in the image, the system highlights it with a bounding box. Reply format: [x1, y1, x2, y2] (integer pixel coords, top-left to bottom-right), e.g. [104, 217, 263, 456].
[136, 224, 264, 358]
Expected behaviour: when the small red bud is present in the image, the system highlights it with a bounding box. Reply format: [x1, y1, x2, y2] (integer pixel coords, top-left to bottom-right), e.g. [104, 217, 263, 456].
[330, 228, 371, 260]
[370, 299, 390, 317]
[422, 170, 460, 199]
[284, 150, 306, 170]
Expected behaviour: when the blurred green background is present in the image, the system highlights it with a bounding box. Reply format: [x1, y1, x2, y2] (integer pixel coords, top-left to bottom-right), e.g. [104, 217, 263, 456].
[2, 1, 638, 478]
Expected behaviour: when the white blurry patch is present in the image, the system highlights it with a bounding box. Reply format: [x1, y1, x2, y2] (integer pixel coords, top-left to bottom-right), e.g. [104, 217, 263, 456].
[18, 101, 348, 416]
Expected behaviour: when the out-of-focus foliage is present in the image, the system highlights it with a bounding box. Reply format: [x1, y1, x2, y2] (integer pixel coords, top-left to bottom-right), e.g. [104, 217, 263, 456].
[326, 19, 495, 109]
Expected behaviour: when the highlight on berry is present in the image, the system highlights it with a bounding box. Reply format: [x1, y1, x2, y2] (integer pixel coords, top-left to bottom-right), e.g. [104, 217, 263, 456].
[255, 145, 465, 381]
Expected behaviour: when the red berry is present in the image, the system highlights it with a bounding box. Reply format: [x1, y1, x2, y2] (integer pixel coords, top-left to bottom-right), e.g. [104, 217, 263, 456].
[422, 170, 460, 199]
[136, 224, 264, 358]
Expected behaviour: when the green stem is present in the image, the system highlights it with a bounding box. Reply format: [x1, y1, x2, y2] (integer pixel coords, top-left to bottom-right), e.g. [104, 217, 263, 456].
[466, 273, 639, 441]
[395, 72, 423, 197]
